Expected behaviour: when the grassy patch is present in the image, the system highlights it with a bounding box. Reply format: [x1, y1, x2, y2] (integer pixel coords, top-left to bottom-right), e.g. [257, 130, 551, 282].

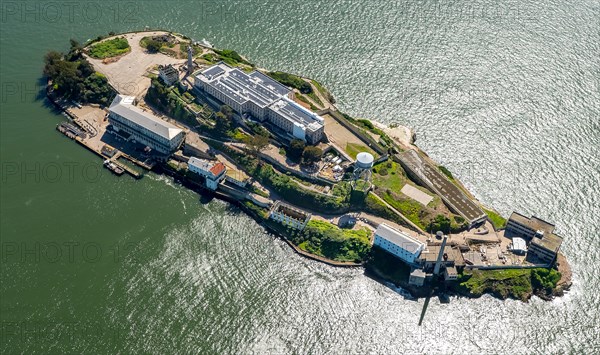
[295, 93, 318, 111]
[290, 220, 372, 262]
[484, 208, 507, 230]
[380, 191, 426, 230]
[438, 165, 454, 180]
[88, 37, 130, 59]
[345, 143, 376, 159]
[457, 269, 533, 300]
[372, 161, 406, 191]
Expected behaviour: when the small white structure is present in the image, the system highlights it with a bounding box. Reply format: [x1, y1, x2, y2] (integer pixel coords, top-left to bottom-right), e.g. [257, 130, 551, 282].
[444, 266, 458, 281]
[511, 237, 528, 255]
[269, 201, 311, 231]
[187, 157, 226, 190]
[374, 223, 426, 264]
[355, 152, 374, 170]
[409, 269, 426, 286]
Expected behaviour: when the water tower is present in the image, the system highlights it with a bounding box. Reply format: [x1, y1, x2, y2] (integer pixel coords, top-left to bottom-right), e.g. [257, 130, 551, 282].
[352, 152, 374, 192]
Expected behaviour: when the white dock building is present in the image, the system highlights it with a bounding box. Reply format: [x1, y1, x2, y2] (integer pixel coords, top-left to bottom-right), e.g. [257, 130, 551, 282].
[108, 95, 185, 155]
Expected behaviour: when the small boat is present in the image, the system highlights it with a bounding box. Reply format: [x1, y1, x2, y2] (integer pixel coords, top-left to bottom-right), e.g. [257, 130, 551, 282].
[103, 160, 124, 175]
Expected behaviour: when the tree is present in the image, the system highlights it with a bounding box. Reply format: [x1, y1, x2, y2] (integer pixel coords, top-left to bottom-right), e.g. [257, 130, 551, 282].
[215, 111, 232, 132]
[220, 105, 234, 119]
[288, 139, 305, 161]
[146, 40, 162, 53]
[246, 133, 270, 162]
[302, 146, 323, 164]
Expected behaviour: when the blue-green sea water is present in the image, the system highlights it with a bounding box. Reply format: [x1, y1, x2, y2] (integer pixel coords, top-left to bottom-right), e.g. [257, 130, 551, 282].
[1, 0, 599, 353]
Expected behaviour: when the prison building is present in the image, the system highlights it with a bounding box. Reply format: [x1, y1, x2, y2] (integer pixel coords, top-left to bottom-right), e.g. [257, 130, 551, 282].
[194, 63, 324, 144]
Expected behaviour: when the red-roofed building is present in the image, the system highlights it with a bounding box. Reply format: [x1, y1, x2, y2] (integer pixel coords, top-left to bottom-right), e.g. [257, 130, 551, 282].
[188, 157, 227, 190]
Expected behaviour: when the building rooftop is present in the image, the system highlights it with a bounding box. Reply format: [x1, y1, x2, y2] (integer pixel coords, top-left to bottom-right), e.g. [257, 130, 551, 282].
[508, 212, 556, 234]
[531, 232, 563, 253]
[109, 95, 183, 140]
[512, 237, 528, 252]
[159, 64, 178, 76]
[198, 63, 290, 108]
[419, 245, 465, 266]
[410, 269, 426, 278]
[268, 98, 324, 132]
[197, 63, 324, 132]
[188, 157, 226, 178]
[375, 223, 425, 253]
[273, 202, 309, 222]
[445, 266, 458, 276]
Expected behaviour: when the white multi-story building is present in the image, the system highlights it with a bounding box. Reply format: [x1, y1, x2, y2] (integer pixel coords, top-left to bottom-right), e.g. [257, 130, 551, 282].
[108, 95, 185, 155]
[269, 201, 311, 230]
[187, 157, 227, 190]
[194, 63, 325, 144]
[374, 223, 426, 264]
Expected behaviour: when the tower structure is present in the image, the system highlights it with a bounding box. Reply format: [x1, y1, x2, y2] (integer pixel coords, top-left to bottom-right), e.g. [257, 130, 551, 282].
[352, 152, 374, 191]
[187, 45, 194, 75]
[433, 234, 448, 275]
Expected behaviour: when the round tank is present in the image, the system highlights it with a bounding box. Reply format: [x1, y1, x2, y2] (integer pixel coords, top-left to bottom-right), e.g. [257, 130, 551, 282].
[355, 152, 374, 169]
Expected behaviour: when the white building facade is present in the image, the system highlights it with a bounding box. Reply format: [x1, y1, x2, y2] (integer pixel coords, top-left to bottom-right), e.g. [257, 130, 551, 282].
[108, 95, 185, 155]
[374, 223, 426, 264]
[187, 157, 226, 190]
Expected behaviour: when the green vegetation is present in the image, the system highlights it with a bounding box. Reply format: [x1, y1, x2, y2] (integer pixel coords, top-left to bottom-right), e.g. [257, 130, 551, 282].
[362, 193, 411, 229]
[88, 37, 130, 59]
[484, 208, 507, 230]
[454, 268, 562, 301]
[346, 116, 394, 148]
[295, 93, 318, 111]
[267, 71, 312, 94]
[290, 220, 371, 262]
[531, 268, 561, 293]
[379, 190, 427, 229]
[457, 269, 533, 300]
[372, 161, 404, 191]
[219, 145, 350, 213]
[242, 201, 269, 220]
[213, 49, 251, 66]
[345, 142, 376, 159]
[302, 146, 323, 164]
[254, 164, 349, 213]
[288, 139, 305, 162]
[311, 79, 335, 103]
[438, 165, 454, 180]
[43, 40, 115, 105]
[145, 77, 196, 126]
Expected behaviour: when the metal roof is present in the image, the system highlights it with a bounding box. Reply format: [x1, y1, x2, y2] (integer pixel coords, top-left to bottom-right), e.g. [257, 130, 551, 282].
[109, 95, 183, 140]
[375, 223, 425, 253]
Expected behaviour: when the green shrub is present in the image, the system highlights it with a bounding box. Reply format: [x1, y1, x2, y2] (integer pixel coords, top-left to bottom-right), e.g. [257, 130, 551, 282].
[267, 71, 312, 94]
[88, 37, 130, 59]
[291, 220, 371, 262]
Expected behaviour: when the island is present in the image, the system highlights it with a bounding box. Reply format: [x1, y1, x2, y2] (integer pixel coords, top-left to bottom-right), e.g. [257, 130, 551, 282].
[44, 30, 572, 302]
